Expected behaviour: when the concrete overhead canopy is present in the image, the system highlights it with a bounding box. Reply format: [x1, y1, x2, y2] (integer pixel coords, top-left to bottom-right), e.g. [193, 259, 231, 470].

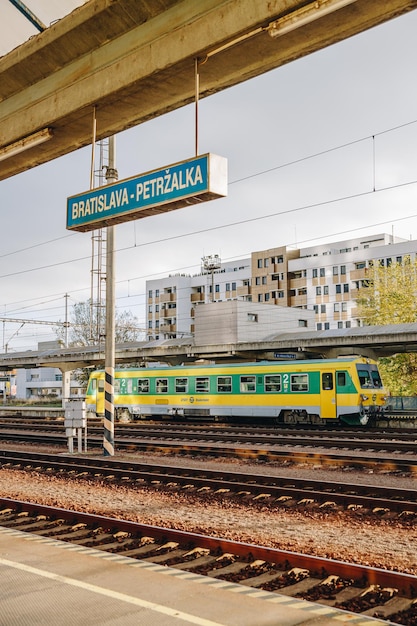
[0, 0, 416, 181]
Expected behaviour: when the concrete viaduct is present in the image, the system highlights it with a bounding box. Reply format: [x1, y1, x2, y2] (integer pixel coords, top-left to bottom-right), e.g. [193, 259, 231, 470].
[0, 322, 416, 370]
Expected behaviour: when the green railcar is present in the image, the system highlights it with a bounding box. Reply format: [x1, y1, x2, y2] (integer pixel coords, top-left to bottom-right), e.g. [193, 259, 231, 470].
[85, 357, 387, 426]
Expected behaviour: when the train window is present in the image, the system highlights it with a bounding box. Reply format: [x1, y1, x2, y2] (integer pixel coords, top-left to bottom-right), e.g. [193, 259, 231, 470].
[217, 376, 232, 393]
[196, 377, 209, 393]
[291, 374, 308, 392]
[357, 369, 372, 388]
[175, 377, 188, 393]
[322, 373, 333, 390]
[240, 376, 256, 392]
[265, 375, 281, 392]
[114, 379, 120, 393]
[371, 369, 383, 388]
[156, 378, 168, 393]
[98, 379, 104, 392]
[337, 372, 347, 386]
[137, 378, 149, 393]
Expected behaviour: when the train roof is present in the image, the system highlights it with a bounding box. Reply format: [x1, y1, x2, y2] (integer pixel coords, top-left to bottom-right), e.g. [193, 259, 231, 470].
[90, 356, 374, 374]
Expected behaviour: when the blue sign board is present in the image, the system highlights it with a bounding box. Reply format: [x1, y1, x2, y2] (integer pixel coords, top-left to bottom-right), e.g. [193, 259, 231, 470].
[67, 153, 227, 232]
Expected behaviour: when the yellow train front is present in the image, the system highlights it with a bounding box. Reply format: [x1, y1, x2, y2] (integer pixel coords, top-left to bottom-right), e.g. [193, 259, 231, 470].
[85, 357, 387, 426]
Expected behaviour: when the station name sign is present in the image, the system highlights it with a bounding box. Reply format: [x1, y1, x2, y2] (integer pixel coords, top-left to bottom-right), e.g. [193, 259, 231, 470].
[67, 153, 227, 232]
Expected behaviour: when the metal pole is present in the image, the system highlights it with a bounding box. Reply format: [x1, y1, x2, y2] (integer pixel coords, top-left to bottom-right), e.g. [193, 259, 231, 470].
[103, 136, 117, 456]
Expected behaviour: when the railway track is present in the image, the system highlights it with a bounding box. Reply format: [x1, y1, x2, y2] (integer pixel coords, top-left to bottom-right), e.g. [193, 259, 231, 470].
[0, 497, 416, 624]
[1, 449, 417, 518]
[1, 427, 417, 473]
[1, 421, 417, 454]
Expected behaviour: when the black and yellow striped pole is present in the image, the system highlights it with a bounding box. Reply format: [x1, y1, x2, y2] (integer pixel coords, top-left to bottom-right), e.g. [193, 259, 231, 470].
[103, 136, 117, 456]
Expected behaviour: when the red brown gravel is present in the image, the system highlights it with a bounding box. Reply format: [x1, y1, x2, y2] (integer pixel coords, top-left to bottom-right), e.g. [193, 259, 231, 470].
[0, 446, 416, 576]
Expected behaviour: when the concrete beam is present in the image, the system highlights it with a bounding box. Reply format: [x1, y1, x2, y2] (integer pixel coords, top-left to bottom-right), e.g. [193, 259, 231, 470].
[0, 0, 416, 180]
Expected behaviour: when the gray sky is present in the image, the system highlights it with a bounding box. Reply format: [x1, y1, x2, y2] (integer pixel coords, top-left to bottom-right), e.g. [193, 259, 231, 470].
[1, 4, 417, 350]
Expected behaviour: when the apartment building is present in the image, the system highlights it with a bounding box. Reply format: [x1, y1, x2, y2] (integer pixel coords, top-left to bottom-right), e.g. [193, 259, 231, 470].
[146, 233, 417, 338]
[147, 256, 251, 340]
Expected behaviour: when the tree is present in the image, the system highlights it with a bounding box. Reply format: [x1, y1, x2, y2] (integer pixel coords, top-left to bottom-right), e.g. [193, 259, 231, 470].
[56, 300, 145, 387]
[357, 256, 417, 394]
[57, 299, 145, 346]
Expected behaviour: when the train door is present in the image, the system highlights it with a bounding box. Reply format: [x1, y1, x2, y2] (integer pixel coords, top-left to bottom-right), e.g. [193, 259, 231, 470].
[320, 371, 337, 419]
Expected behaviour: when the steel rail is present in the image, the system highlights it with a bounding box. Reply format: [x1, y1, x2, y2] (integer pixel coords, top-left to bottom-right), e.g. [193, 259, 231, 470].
[0, 496, 416, 613]
[1, 450, 417, 515]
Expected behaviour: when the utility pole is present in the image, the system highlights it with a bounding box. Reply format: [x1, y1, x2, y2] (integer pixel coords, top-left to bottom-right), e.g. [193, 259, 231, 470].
[103, 136, 117, 457]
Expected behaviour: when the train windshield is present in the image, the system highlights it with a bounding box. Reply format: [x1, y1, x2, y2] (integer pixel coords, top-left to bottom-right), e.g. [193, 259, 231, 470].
[356, 364, 383, 388]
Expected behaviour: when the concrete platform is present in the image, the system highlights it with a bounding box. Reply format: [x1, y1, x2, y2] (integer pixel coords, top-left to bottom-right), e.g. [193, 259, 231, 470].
[0, 526, 386, 625]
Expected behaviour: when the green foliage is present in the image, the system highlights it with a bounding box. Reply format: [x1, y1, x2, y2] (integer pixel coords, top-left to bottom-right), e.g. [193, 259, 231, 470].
[357, 256, 417, 394]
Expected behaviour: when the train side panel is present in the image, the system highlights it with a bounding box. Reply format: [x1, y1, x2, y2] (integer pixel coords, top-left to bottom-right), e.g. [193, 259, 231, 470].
[85, 357, 387, 426]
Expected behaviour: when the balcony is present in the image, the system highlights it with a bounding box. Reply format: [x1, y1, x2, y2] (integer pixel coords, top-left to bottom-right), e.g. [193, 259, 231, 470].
[290, 294, 307, 307]
[159, 292, 176, 303]
[191, 292, 205, 302]
[289, 277, 307, 290]
[350, 267, 368, 280]
[160, 323, 174, 332]
[237, 285, 251, 297]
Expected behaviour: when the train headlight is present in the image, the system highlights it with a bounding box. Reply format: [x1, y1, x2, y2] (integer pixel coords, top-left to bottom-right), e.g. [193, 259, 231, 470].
[361, 394, 369, 401]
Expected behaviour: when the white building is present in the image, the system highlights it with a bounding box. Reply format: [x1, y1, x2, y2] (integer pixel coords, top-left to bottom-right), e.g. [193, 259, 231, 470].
[146, 233, 417, 338]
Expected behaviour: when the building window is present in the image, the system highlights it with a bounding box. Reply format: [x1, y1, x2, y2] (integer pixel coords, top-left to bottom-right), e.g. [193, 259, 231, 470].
[334, 303, 340, 312]
[316, 286, 321, 295]
[264, 258, 269, 268]
[342, 302, 348, 312]
[262, 276, 267, 285]
[337, 321, 343, 329]
[317, 323, 322, 330]
[320, 268, 325, 277]
[324, 322, 330, 330]
[148, 321, 152, 329]
[320, 304, 326, 313]
[336, 284, 341, 294]
[148, 290, 152, 298]
[232, 282, 236, 291]
[340, 265, 346, 275]
[333, 266, 338, 276]
[155, 289, 159, 297]
[343, 283, 349, 293]
[323, 285, 329, 295]
[155, 304, 159, 312]
[255, 277, 261, 285]
[258, 294, 263, 302]
[215, 284, 220, 293]
[247, 313, 258, 322]
[257, 259, 262, 268]
[313, 305, 318, 313]
[312, 268, 318, 278]
[278, 291, 284, 298]
[226, 283, 230, 291]
[298, 319, 308, 327]
[148, 305, 152, 313]
[345, 320, 351, 328]
[277, 255, 283, 263]
[264, 293, 270, 301]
